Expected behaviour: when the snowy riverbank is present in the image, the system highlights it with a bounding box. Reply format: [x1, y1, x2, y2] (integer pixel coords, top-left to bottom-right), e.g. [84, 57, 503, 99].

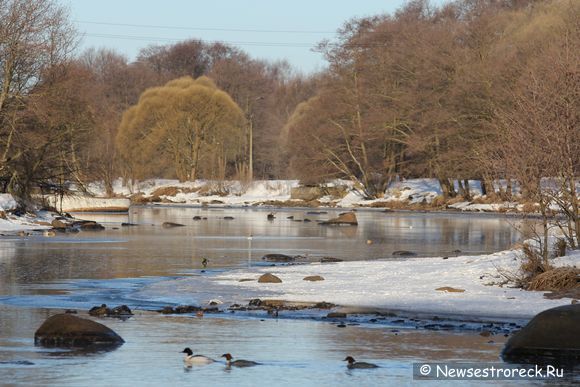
[86, 178, 527, 212]
[135, 248, 579, 321]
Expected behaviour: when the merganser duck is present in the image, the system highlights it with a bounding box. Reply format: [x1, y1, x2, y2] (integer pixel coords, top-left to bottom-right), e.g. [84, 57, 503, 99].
[181, 348, 215, 365]
[344, 356, 378, 369]
[221, 353, 260, 367]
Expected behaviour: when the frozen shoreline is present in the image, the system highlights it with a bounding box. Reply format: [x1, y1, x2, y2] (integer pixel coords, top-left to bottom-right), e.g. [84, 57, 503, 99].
[134, 249, 579, 322]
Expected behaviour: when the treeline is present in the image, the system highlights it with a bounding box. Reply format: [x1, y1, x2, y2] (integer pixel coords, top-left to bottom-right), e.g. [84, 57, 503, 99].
[0, 0, 577, 207]
[286, 0, 578, 201]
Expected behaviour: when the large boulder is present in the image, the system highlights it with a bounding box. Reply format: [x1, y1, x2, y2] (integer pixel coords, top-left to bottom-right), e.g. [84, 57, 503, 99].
[502, 305, 580, 361]
[35, 314, 124, 347]
[320, 212, 358, 226]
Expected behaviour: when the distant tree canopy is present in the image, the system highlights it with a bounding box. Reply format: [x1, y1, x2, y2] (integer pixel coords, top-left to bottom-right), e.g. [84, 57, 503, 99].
[116, 76, 246, 181]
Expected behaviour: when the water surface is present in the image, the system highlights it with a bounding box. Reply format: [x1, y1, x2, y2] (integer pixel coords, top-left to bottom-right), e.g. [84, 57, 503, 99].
[1, 206, 553, 386]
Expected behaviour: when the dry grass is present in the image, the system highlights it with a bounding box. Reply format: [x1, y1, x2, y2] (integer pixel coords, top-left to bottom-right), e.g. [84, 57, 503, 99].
[520, 244, 551, 276]
[150, 186, 199, 197]
[521, 202, 539, 213]
[151, 186, 180, 197]
[528, 267, 580, 291]
[472, 196, 497, 205]
[430, 195, 447, 208]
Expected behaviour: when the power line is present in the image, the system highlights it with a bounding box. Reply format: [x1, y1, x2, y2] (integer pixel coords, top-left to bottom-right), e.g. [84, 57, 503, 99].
[82, 32, 319, 48]
[74, 20, 337, 35]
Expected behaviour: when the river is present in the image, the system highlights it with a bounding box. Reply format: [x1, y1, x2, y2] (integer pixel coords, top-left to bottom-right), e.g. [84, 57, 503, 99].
[2, 206, 573, 386]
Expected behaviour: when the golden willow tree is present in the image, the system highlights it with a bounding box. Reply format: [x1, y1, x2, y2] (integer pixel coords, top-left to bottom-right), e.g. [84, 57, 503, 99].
[116, 76, 246, 181]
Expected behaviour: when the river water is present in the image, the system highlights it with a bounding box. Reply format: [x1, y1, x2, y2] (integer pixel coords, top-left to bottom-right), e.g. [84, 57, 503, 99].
[1, 206, 573, 385]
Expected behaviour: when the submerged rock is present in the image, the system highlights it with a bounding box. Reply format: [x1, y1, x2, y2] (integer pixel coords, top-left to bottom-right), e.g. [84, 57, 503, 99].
[34, 314, 124, 347]
[320, 212, 358, 226]
[502, 304, 580, 362]
[258, 273, 282, 283]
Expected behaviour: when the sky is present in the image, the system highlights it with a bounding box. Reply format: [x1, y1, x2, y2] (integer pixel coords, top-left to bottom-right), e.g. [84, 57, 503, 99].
[61, 0, 443, 74]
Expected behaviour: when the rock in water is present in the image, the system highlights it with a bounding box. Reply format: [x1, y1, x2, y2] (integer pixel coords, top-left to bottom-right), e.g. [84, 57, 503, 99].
[392, 250, 417, 257]
[262, 254, 295, 262]
[502, 304, 580, 362]
[34, 314, 124, 347]
[162, 222, 185, 228]
[320, 257, 343, 263]
[78, 221, 105, 231]
[320, 212, 358, 226]
[51, 218, 69, 230]
[258, 273, 282, 283]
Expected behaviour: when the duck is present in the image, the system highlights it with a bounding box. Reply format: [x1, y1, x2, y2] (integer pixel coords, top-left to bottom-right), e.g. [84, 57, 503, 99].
[343, 356, 378, 369]
[221, 353, 260, 367]
[181, 348, 215, 365]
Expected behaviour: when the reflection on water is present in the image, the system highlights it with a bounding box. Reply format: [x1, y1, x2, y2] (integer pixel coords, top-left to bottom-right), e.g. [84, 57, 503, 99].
[0, 207, 527, 290]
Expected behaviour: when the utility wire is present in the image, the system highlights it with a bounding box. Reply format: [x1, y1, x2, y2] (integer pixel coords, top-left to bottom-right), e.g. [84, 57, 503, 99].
[75, 20, 337, 35]
[83, 32, 318, 48]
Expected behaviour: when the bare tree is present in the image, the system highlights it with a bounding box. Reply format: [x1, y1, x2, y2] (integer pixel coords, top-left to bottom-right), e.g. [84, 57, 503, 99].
[0, 0, 76, 194]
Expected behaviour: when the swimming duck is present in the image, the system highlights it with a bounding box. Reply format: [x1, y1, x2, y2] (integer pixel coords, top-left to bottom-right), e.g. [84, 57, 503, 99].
[181, 348, 215, 365]
[221, 353, 260, 367]
[344, 356, 378, 369]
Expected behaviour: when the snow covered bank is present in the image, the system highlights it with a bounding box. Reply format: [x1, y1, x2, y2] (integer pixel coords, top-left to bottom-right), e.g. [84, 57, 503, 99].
[86, 178, 528, 212]
[135, 249, 579, 321]
[44, 195, 130, 212]
[0, 194, 54, 232]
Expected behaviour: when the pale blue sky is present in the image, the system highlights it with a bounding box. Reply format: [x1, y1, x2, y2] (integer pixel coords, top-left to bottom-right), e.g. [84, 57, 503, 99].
[61, 0, 445, 74]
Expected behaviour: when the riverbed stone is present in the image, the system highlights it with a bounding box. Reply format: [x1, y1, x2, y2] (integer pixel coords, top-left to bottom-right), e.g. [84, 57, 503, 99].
[258, 273, 282, 283]
[502, 304, 580, 361]
[34, 314, 124, 347]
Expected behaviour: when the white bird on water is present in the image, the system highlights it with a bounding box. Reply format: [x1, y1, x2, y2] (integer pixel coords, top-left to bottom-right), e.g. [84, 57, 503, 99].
[181, 348, 215, 366]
